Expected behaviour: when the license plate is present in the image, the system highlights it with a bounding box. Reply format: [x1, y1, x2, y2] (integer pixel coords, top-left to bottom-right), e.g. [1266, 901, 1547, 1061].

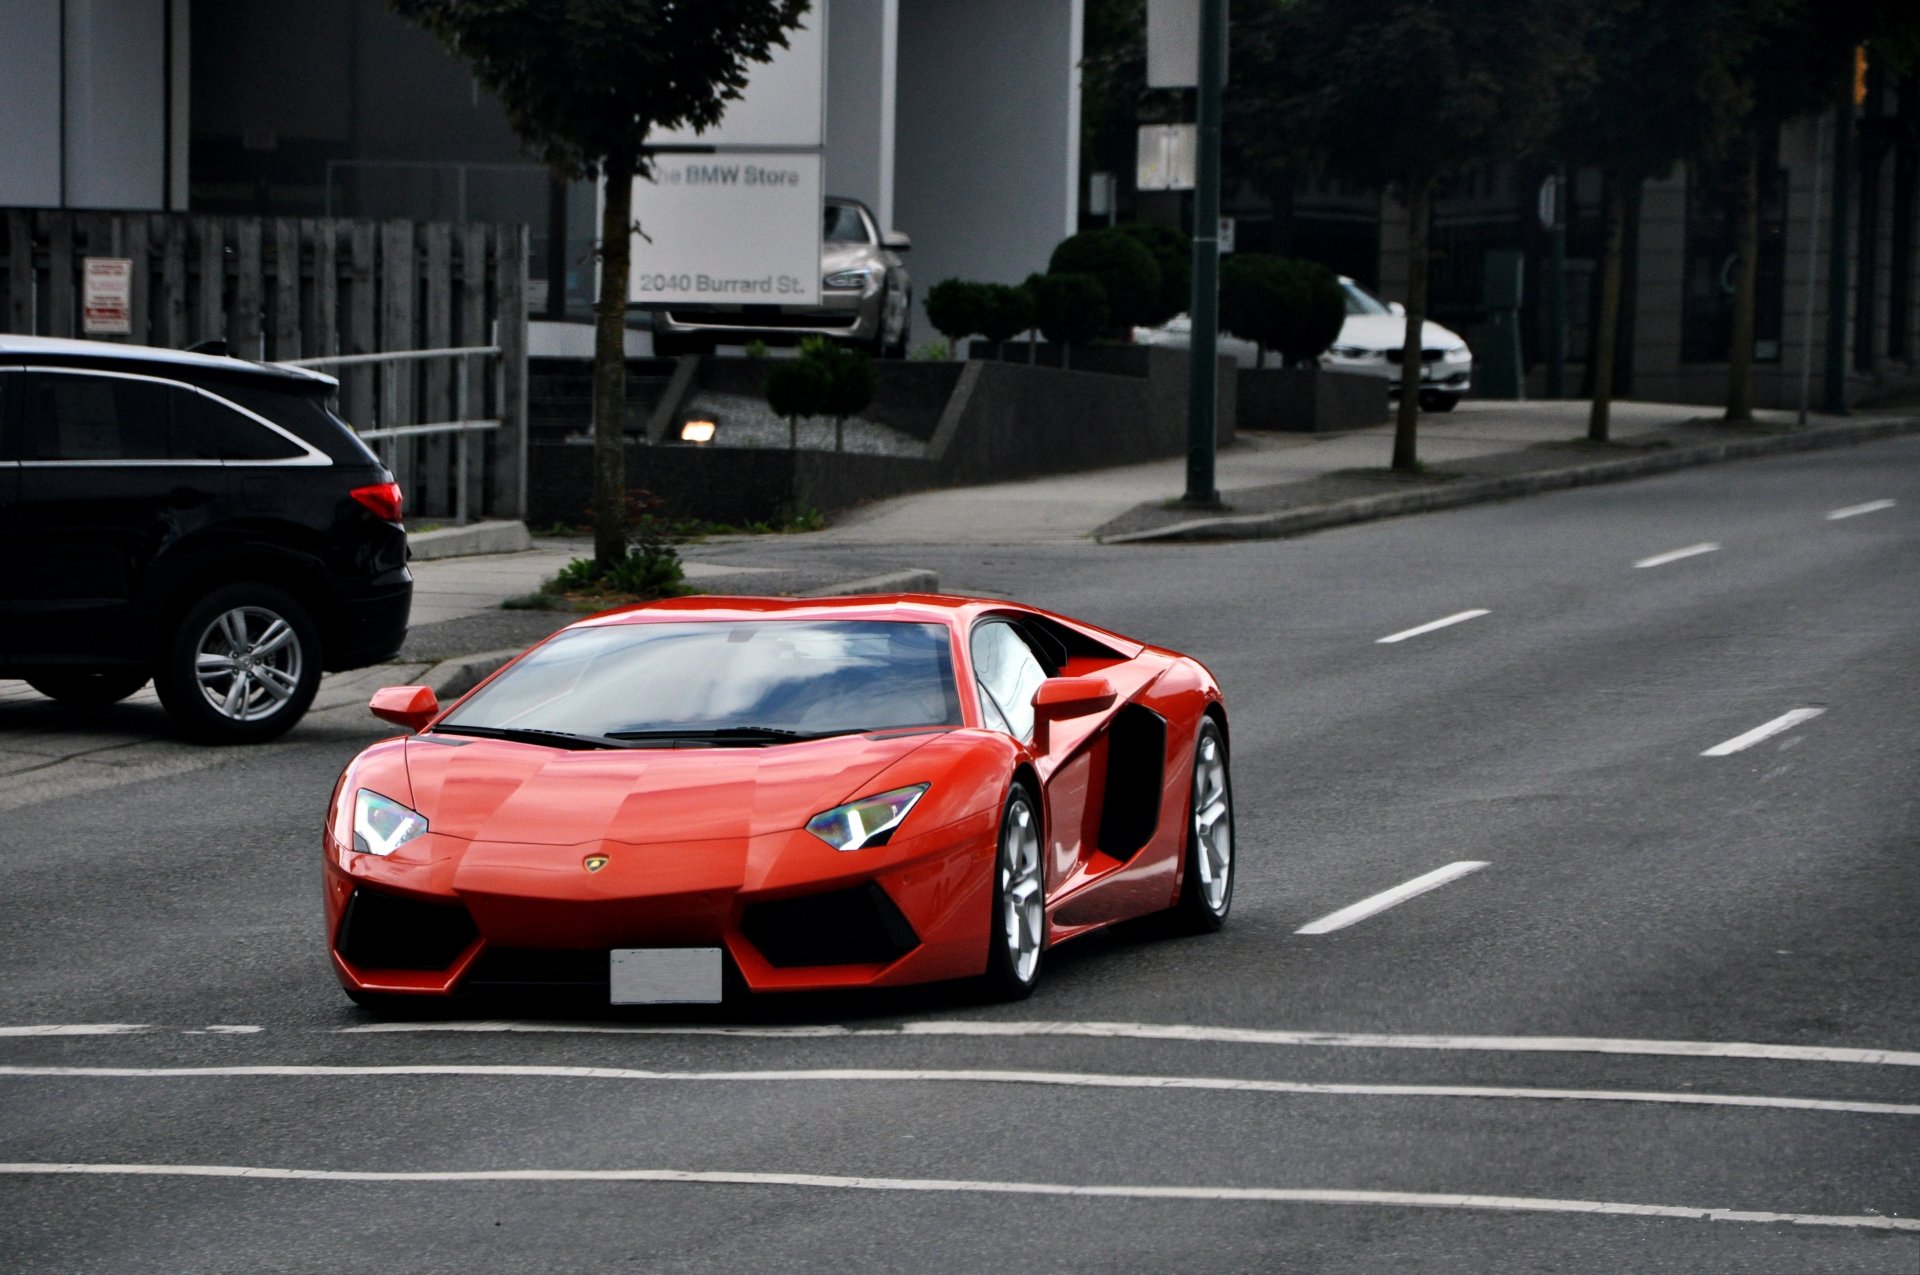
[610, 948, 723, 1004]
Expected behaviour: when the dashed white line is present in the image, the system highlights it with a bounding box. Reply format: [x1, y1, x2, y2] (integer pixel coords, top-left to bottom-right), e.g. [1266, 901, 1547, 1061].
[334, 1019, 1920, 1067]
[1826, 499, 1895, 520]
[1376, 610, 1489, 645]
[1295, 862, 1490, 935]
[1701, 708, 1826, 757]
[0, 1025, 148, 1037]
[2, 1162, 1914, 1233]
[1634, 543, 1720, 569]
[4, 1064, 1914, 1118]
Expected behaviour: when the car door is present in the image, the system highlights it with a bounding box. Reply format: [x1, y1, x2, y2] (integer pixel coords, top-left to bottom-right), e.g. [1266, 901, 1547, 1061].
[9, 368, 228, 666]
[0, 371, 20, 663]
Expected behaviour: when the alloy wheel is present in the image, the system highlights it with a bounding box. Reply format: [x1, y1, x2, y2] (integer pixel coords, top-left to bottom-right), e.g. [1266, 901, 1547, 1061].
[1000, 794, 1044, 984]
[193, 606, 305, 723]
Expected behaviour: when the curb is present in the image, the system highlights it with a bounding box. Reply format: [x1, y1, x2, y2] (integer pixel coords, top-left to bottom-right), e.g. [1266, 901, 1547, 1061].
[1100, 417, 1920, 545]
[408, 520, 534, 561]
[799, 568, 940, 597]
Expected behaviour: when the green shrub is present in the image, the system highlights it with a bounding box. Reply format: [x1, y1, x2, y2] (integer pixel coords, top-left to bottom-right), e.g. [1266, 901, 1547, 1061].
[765, 337, 875, 448]
[1114, 222, 1192, 326]
[1047, 229, 1160, 334]
[1220, 255, 1347, 367]
[976, 283, 1035, 344]
[909, 339, 953, 362]
[765, 352, 833, 422]
[924, 279, 988, 345]
[1028, 272, 1108, 348]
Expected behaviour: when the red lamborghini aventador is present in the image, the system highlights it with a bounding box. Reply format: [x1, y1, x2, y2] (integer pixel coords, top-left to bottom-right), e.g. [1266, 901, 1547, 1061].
[323, 595, 1233, 1008]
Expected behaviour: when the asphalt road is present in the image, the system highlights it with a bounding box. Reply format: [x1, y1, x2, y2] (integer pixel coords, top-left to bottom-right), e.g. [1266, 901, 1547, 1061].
[3, 439, 1917, 1273]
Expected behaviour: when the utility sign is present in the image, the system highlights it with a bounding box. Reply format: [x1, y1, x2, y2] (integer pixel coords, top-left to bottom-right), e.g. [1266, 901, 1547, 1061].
[626, 152, 823, 307]
[1146, 0, 1229, 88]
[82, 258, 133, 335]
[1137, 124, 1197, 192]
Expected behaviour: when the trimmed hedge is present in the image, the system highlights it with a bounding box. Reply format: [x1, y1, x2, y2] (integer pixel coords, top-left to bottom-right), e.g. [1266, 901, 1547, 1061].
[1048, 229, 1160, 334]
[1220, 255, 1347, 367]
[1027, 272, 1108, 347]
[1115, 222, 1192, 327]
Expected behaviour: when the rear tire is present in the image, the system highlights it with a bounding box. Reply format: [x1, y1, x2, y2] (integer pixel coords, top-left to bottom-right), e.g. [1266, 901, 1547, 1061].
[25, 669, 150, 707]
[1172, 719, 1234, 932]
[154, 582, 322, 744]
[1421, 391, 1460, 412]
[982, 782, 1045, 1000]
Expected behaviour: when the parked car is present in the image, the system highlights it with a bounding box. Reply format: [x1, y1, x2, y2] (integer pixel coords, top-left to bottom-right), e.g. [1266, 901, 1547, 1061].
[0, 335, 412, 742]
[325, 594, 1232, 1008]
[1132, 276, 1474, 411]
[650, 197, 913, 358]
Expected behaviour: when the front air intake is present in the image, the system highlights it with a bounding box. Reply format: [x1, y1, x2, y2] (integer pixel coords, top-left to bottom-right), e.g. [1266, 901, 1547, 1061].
[741, 883, 919, 967]
[335, 888, 478, 971]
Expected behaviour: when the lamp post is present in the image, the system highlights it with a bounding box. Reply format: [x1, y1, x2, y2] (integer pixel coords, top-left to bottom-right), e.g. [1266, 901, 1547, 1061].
[1181, 0, 1227, 507]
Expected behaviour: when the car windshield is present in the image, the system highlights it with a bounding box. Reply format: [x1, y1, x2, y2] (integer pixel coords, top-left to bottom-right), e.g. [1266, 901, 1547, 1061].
[824, 205, 870, 244]
[437, 620, 962, 741]
[1341, 281, 1391, 316]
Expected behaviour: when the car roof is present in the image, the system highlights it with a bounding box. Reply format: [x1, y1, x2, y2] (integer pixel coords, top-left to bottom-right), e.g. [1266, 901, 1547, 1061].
[0, 334, 337, 390]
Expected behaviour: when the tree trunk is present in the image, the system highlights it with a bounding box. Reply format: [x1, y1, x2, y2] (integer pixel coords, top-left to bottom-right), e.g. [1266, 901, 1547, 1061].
[1392, 176, 1432, 471]
[1725, 132, 1761, 424]
[592, 154, 634, 569]
[1588, 175, 1630, 443]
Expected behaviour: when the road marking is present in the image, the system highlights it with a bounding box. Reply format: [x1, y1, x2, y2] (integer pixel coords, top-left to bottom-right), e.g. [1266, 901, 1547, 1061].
[1376, 610, 1489, 645]
[1295, 862, 1489, 935]
[0, 1025, 148, 1037]
[2, 1162, 1914, 1232]
[5, 1064, 1915, 1118]
[1702, 708, 1826, 757]
[1826, 499, 1895, 520]
[1634, 543, 1719, 569]
[336, 1020, 1920, 1067]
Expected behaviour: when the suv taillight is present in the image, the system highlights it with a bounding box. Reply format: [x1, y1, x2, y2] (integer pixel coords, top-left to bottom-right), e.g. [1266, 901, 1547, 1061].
[351, 482, 404, 524]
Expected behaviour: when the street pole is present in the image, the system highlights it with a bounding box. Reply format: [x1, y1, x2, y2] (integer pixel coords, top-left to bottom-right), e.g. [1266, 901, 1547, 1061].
[1181, 0, 1225, 507]
[1547, 165, 1567, 398]
[1799, 114, 1827, 427]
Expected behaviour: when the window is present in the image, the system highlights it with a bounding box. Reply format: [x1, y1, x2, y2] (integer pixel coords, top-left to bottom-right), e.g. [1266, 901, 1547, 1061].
[824, 204, 871, 245]
[970, 622, 1049, 743]
[13, 372, 171, 461]
[172, 388, 304, 461]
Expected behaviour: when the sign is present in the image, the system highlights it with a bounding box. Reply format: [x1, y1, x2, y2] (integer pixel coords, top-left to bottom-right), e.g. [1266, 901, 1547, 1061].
[626, 152, 823, 307]
[651, 12, 826, 149]
[82, 258, 132, 335]
[1537, 175, 1558, 230]
[1137, 124, 1197, 192]
[1146, 0, 1228, 88]
[1217, 217, 1236, 254]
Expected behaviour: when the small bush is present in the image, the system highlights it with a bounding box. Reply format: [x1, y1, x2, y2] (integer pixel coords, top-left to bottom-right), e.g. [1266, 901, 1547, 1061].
[1028, 272, 1108, 347]
[764, 337, 875, 448]
[924, 279, 988, 345]
[976, 283, 1035, 344]
[1114, 222, 1192, 327]
[1220, 255, 1347, 367]
[1048, 229, 1160, 334]
[909, 339, 953, 362]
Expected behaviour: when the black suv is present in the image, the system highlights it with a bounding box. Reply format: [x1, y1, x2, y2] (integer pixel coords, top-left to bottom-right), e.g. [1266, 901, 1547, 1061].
[0, 336, 411, 742]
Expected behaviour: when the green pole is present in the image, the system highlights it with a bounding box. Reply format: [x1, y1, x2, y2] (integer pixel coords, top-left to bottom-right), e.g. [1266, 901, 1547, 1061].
[1182, 0, 1226, 507]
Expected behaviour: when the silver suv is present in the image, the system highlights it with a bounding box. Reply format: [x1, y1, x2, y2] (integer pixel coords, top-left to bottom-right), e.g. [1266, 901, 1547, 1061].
[649, 197, 912, 357]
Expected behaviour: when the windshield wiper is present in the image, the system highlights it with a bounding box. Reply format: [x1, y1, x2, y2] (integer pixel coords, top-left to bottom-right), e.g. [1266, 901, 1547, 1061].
[603, 726, 872, 744]
[430, 723, 621, 750]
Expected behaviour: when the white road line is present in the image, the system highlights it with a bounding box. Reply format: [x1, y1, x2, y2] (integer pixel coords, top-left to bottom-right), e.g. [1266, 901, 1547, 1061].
[1701, 708, 1826, 757]
[1826, 499, 1895, 520]
[336, 1020, 1920, 1068]
[0, 1025, 148, 1037]
[1376, 610, 1489, 645]
[4, 1064, 1915, 1118]
[1295, 862, 1489, 935]
[3, 1162, 1915, 1233]
[1634, 543, 1720, 569]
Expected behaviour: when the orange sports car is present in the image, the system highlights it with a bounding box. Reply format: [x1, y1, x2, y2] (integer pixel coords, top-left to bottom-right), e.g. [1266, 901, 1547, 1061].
[323, 594, 1233, 1008]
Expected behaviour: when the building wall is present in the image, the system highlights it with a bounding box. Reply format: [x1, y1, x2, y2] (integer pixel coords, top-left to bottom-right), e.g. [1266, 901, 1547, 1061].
[825, 0, 898, 231]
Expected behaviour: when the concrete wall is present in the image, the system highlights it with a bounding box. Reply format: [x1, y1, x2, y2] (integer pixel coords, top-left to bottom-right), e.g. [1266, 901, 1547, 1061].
[0, 0, 171, 209]
[894, 0, 1082, 346]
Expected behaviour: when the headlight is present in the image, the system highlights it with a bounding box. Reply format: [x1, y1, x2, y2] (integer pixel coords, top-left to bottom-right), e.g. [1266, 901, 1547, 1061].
[823, 268, 871, 290]
[1329, 345, 1376, 360]
[1443, 344, 1471, 362]
[806, 784, 929, 851]
[353, 789, 429, 856]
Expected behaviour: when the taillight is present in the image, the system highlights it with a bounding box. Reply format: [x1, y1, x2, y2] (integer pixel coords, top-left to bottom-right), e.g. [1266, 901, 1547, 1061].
[350, 482, 404, 524]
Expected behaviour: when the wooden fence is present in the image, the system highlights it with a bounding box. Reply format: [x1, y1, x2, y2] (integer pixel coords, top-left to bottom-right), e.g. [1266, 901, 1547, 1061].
[0, 210, 529, 521]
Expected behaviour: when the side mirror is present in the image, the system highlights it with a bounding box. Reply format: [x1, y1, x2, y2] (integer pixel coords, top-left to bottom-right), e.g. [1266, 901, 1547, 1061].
[1387, 301, 1407, 317]
[1029, 676, 1116, 752]
[370, 685, 440, 733]
[881, 230, 912, 252]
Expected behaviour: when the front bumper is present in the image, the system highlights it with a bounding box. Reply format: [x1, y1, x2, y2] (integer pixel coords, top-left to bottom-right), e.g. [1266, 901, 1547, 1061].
[1321, 351, 1472, 397]
[323, 807, 997, 998]
[653, 286, 883, 343]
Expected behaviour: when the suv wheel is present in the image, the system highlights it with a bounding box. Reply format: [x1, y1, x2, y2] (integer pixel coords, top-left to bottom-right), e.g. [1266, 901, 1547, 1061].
[155, 583, 323, 743]
[26, 670, 151, 707]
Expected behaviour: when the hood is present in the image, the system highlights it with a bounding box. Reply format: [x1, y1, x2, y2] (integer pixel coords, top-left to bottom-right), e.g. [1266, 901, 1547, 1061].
[821, 242, 884, 274]
[1336, 314, 1465, 353]
[403, 731, 944, 847]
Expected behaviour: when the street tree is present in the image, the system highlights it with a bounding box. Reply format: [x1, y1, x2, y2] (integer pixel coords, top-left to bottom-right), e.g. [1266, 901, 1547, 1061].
[1242, 0, 1594, 469]
[1550, 0, 1749, 441]
[391, 0, 810, 570]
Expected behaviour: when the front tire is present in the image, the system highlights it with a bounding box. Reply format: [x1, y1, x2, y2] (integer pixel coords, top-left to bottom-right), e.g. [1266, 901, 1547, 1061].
[26, 669, 150, 707]
[982, 783, 1045, 1000]
[1172, 719, 1234, 931]
[1421, 391, 1460, 412]
[154, 583, 322, 744]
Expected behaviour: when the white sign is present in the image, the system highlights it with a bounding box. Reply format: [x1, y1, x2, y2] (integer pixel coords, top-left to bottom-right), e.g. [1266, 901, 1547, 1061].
[1146, 0, 1228, 88]
[1217, 217, 1236, 254]
[82, 257, 132, 335]
[625, 152, 823, 307]
[651, 11, 826, 149]
[1137, 124, 1197, 192]
[1537, 175, 1558, 230]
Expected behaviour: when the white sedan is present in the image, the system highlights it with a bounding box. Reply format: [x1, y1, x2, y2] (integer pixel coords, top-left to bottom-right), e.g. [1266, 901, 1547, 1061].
[1133, 277, 1473, 411]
